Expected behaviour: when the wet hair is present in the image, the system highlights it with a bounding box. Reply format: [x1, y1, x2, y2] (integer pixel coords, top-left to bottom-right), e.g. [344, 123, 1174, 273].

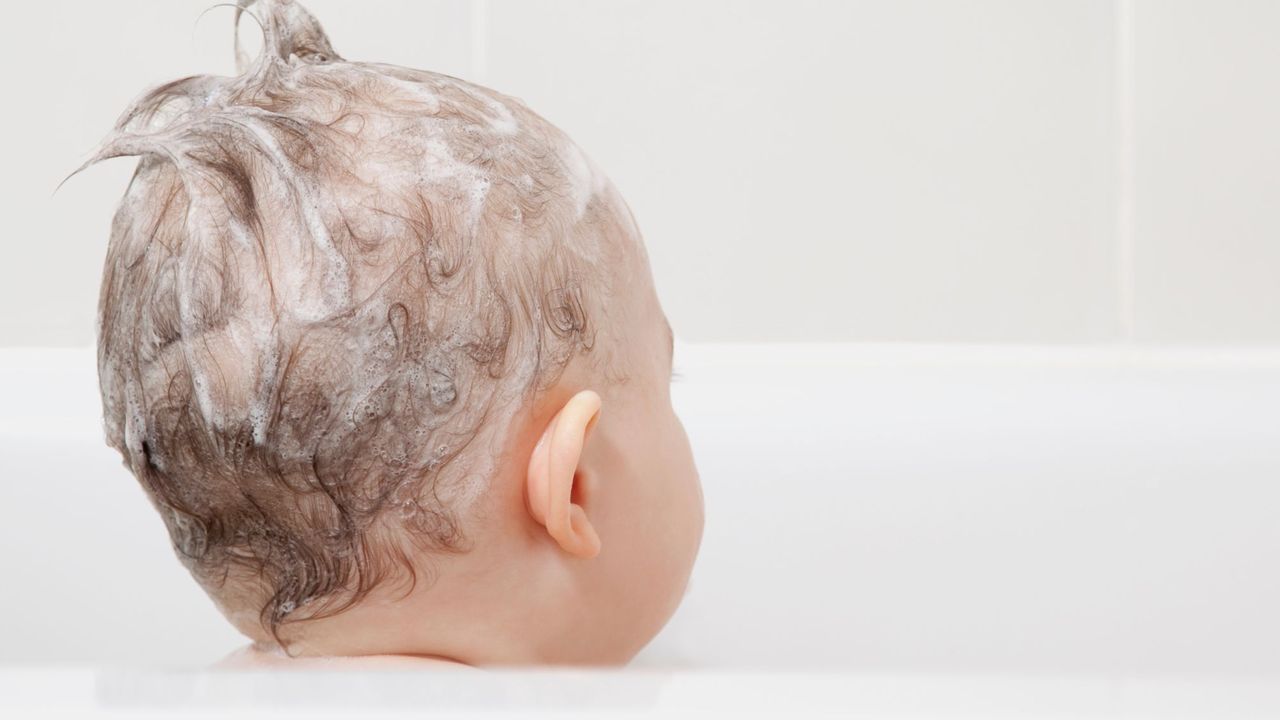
[82, 0, 642, 643]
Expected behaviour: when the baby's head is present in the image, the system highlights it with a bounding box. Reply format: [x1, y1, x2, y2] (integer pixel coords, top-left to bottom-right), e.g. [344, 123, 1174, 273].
[87, 0, 701, 664]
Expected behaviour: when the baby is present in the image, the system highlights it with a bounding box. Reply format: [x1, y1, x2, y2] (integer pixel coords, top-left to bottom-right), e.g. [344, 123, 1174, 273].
[84, 0, 702, 666]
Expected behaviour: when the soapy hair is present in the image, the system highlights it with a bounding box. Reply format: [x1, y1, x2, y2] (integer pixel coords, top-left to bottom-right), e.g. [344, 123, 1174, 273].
[82, 0, 640, 642]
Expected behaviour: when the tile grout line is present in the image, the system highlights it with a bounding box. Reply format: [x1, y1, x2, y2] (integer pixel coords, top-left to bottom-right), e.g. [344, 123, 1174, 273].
[1116, 0, 1137, 343]
[469, 0, 490, 84]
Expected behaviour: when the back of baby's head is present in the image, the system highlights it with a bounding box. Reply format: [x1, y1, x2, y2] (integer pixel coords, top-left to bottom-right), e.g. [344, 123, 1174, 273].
[90, 0, 640, 641]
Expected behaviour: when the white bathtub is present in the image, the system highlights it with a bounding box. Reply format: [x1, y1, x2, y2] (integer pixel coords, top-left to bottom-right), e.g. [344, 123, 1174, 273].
[2, 343, 1279, 716]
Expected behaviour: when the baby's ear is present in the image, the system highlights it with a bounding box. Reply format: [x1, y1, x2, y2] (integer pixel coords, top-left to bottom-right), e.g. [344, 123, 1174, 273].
[525, 390, 603, 559]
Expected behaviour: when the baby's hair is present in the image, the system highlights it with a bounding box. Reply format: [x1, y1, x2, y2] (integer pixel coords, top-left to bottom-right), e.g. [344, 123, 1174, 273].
[82, 0, 639, 643]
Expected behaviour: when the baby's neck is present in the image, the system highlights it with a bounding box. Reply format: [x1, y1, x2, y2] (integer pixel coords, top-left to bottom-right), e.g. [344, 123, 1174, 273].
[214, 643, 472, 670]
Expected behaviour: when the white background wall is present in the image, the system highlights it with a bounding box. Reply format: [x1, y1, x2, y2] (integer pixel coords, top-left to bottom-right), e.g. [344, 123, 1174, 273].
[1, 0, 1277, 345]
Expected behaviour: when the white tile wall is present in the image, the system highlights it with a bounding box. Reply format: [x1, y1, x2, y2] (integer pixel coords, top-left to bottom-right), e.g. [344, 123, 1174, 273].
[486, 0, 1121, 343]
[1131, 0, 1280, 344]
[1, 0, 1275, 346]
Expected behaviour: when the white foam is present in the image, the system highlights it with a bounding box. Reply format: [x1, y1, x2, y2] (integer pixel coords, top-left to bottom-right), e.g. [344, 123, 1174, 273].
[560, 141, 608, 220]
[221, 111, 352, 321]
[419, 137, 492, 235]
[441, 76, 519, 136]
